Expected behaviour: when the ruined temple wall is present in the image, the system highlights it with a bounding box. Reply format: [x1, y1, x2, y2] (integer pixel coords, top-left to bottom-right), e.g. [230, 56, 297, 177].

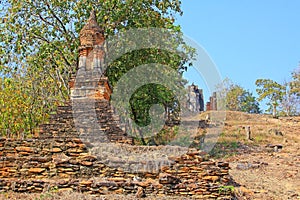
[0, 10, 233, 198]
[186, 85, 204, 112]
[0, 137, 232, 198]
[38, 98, 132, 144]
[206, 92, 218, 111]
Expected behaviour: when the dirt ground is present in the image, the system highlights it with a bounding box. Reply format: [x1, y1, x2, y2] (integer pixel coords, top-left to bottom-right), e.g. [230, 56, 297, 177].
[215, 112, 300, 200]
[227, 150, 300, 200]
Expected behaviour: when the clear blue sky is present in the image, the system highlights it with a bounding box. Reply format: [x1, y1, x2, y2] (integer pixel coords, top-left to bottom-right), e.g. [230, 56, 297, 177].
[178, 1, 300, 110]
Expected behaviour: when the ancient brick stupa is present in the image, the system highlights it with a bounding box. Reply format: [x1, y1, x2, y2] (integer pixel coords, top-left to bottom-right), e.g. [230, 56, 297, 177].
[0, 11, 232, 199]
[40, 10, 132, 144]
[70, 10, 110, 100]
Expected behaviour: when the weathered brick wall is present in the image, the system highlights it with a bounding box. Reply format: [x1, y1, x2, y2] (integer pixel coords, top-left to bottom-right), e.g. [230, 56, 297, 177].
[0, 93, 233, 199]
[206, 92, 218, 111]
[0, 137, 232, 199]
[39, 98, 133, 144]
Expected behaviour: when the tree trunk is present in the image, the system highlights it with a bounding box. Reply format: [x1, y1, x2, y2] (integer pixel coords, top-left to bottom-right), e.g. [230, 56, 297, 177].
[286, 106, 291, 117]
[272, 103, 277, 118]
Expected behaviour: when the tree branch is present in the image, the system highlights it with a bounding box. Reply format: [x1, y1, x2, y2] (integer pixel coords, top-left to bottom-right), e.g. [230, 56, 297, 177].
[31, 33, 72, 68]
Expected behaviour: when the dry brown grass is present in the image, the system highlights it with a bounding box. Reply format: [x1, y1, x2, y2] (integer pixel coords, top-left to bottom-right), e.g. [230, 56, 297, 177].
[208, 111, 300, 200]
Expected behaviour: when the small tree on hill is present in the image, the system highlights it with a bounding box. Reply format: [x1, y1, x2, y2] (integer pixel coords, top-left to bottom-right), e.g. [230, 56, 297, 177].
[288, 66, 300, 115]
[290, 66, 300, 96]
[216, 78, 260, 113]
[255, 79, 285, 118]
[240, 91, 261, 114]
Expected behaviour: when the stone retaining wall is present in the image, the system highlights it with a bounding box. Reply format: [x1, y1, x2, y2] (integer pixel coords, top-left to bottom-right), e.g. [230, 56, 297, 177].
[0, 137, 233, 199]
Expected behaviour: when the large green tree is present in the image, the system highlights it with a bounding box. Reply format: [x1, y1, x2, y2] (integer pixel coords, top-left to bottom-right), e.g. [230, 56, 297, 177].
[0, 0, 193, 137]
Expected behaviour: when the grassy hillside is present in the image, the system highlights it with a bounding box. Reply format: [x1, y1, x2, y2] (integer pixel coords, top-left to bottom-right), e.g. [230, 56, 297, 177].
[199, 111, 300, 200]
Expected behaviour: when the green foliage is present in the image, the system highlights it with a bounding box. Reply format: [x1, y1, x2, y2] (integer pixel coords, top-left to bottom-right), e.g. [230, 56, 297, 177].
[0, 74, 58, 138]
[129, 83, 179, 126]
[226, 84, 245, 111]
[279, 81, 300, 116]
[255, 79, 284, 102]
[216, 78, 260, 113]
[108, 49, 189, 129]
[152, 125, 180, 145]
[0, 0, 193, 137]
[209, 141, 240, 158]
[240, 91, 260, 114]
[282, 67, 300, 115]
[132, 125, 179, 146]
[219, 185, 235, 194]
[255, 79, 284, 117]
[255, 77, 300, 117]
[290, 66, 300, 96]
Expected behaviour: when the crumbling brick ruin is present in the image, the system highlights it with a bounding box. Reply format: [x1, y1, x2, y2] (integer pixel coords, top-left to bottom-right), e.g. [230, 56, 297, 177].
[0, 138, 233, 198]
[40, 10, 132, 144]
[206, 92, 218, 111]
[186, 85, 219, 112]
[0, 10, 233, 199]
[186, 84, 205, 112]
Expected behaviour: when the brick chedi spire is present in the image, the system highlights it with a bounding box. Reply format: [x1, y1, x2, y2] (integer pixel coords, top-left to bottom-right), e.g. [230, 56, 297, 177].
[79, 10, 104, 49]
[77, 10, 106, 72]
[70, 9, 111, 100]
